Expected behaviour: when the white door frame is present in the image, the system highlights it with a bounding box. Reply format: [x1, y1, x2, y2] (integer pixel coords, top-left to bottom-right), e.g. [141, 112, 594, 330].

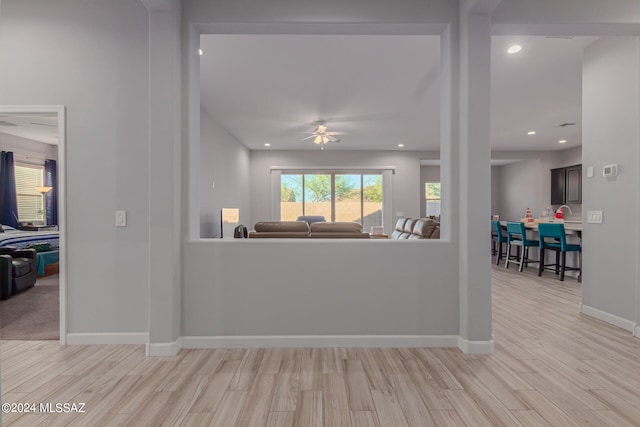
[0, 105, 67, 345]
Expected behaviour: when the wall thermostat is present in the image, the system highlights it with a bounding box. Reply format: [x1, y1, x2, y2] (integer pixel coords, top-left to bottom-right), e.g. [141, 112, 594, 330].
[603, 164, 618, 178]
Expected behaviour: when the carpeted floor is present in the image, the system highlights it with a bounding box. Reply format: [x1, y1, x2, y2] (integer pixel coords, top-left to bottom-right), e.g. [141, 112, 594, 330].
[0, 274, 59, 340]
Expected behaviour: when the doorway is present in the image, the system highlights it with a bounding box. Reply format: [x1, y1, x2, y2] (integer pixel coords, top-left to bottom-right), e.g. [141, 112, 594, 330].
[0, 105, 66, 344]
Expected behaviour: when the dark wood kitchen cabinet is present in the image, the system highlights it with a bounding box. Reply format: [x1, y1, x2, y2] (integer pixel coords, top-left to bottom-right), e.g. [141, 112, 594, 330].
[551, 164, 582, 204]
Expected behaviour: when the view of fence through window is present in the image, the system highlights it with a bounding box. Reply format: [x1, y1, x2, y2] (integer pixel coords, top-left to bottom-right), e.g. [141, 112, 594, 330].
[426, 182, 441, 219]
[281, 173, 382, 230]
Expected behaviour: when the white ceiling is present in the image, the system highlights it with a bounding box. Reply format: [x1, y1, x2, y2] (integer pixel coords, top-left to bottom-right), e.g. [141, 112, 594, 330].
[200, 35, 440, 151]
[491, 36, 597, 151]
[0, 114, 58, 145]
[200, 34, 597, 152]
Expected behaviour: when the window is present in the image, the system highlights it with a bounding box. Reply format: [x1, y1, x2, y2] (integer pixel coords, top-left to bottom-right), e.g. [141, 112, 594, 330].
[425, 182, 441, 219]
[14, 163, 44, 222]
[281, 172, 383, 227]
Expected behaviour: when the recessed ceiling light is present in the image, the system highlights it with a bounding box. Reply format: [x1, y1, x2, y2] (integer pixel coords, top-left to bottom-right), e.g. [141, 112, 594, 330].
[198, 48, 203, 56]
[398, 144, 405, 147]
[558, 139, 567, 144]
[507, 45, 522, 54]
[527, 131, 536, 135]
[264, 143, 271, 147]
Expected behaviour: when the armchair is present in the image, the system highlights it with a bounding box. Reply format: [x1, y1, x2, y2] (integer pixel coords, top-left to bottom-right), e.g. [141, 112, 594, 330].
[0, 247, 37, 300]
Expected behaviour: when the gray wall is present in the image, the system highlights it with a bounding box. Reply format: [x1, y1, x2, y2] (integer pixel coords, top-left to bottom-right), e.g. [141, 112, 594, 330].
[0, 133, 58, 163]
[0, 0, 150, 334]
[182, 0, 492, 347]
[200, 110, 250, 238]
[496, 148, 582, 222]
[184, 0, 456, 24]
[249, 150, 428, 227]
[491, 166, 501, 217]
[582, 37, 639, 323]
[183, 239, 458, 336]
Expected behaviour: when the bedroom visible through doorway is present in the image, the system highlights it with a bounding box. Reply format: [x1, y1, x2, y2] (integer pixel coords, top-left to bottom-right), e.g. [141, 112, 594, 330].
[0, 106, 65, 342]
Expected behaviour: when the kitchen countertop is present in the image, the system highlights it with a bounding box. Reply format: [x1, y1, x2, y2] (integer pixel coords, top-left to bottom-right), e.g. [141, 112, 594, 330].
[500, 220, 582, 233]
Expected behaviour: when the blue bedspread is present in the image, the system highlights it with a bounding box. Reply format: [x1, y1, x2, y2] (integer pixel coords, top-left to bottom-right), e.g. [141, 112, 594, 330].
[0, 230, 59, 250]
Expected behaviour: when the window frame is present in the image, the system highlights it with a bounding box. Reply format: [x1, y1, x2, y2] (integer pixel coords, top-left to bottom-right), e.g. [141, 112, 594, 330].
[14, 162, 45, 223]
[272, 166, 394, 232]
[425, 181, 441, 220]
[281, 171, 382, 225]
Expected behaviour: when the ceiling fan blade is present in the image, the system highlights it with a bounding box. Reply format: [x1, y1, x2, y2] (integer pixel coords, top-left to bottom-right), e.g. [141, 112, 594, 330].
[301, 135, 316, 140]
[325, 131, 348, 136]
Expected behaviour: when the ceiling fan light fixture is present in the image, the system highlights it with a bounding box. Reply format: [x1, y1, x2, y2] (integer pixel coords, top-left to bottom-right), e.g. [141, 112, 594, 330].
[302, 120, 344, 148]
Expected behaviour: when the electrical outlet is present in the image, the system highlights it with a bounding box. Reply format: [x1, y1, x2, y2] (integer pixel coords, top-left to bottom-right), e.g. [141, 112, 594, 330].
[587, 210, 603, 224]
[115, 210, 127, 227]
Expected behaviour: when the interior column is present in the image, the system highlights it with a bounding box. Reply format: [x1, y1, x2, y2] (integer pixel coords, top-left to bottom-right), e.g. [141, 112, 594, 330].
[457, 1, 495, 353]
[145, 0, 182, 356]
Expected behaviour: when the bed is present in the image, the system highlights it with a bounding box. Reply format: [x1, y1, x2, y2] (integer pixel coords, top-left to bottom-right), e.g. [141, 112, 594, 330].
[0, 225, 59, 250]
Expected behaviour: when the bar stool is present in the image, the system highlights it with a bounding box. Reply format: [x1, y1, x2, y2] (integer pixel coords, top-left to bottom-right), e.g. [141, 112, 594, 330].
[504, 222, 539, 272]
[537, 223, 581, 281]
[491, 220, 507, 265]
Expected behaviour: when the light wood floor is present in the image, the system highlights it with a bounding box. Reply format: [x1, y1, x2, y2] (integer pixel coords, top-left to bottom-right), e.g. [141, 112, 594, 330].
[3, 265, 640, 426]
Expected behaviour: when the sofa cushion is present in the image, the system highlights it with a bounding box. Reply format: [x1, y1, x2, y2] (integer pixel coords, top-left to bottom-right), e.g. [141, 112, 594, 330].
[248, 231, 309, 238]
[254, 221, 309, 233]
[389, 217, 440, 239]
[11, 258, 32, 277]
[310, 222, 363, 233]
[310, 232, 370, 238]
[404, 219, 418, 233]
[411, 219, 438, 238]
[394, 217, 408, 232]
[390, 230, 404, 239]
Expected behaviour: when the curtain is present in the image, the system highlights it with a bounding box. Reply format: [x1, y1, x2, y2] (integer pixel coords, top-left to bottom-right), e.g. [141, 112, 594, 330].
[0, 151, 20, 228]
[44, 159, 58, 225]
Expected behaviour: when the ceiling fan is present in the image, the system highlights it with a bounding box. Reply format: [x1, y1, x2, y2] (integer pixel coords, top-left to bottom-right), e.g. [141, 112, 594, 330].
[301, 120, 346, 149]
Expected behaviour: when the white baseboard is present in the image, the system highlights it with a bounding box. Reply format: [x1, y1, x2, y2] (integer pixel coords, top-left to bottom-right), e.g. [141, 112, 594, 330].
[182, 335, 460, 349]
[66, 332, 148, 345]
[458, 337, 494, 354]
[146, 337, 183, 357]
[579, 303, 636, 333]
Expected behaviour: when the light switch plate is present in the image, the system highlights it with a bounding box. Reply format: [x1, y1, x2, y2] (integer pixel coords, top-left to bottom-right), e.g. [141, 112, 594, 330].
[587, 210, 603, 224]
[587, 166, 594, 178]
[115, 210, 127, 227]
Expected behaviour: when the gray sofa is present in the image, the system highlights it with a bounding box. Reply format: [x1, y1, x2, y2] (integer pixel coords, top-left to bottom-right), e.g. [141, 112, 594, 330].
[248, 221, 310, 238]
[249, 221, 369, 238]
[309, 221, 369, 238]
[390, 217, 440, 239]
